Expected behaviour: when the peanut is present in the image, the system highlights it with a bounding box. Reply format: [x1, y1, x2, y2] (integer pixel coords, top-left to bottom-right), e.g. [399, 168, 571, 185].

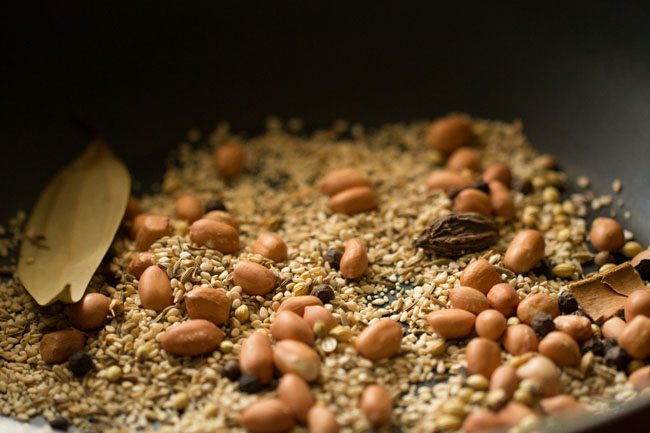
[251, 233, 288, 262]
[160, 319, 224, 356]
[328, 186, 377, 214]
[462, 409, 507, 433]
[233, 261, 276, 296]
[618, 315, 650, 360]
[628, 365, 650, 391]
[130, 212, 153, 239]
[303, 305, 337, 331]
[590, 217, 625, 252]
[277, 295, 324, 316]
[538, 331, 581, 366]
[135, 215, 171, 251]
[240, 331, 274, 384]
[496, 402, 537, 427]
[487, 283, 520, 317]
[319, 168, 371, 197]
[426, 116, 475, 155]
[354, 319, 403, 361]
[453, 188, 492, 216]
[516, 355, 561, 397]
[271, 311, 315, 345]
[360, 385, 392, 427]
[475, 309, 506, 340]
[482, 163, 512, 186]
[239, 399, 295, 433]
[66, 293, 111, 331]
[426, 169, 473, 193]
[625, 289, 650, 322]
[602, 316, 626, 340]
[277, 373, 314, 422]
[273, 340, 321, 382]
[489, 365, 519, 400]
[552, 315, 592, 342]
[175, 194, 203, 222]
[503, 229, 545, 273]
[184, 287, 231, 325]
[466, 337, 501, 378]
[40, 329, 85, 364]
[516, 293, 559, 325]
[214, 144, 244, 179]
[127, 251, 154, 278]
[307, 405, 340, 433]
[138, 265, 173, 312]
[489, 181, 515, 220]
[449, 286, 489, 315]
[426, 309, 476, 339]
[189, 219, 239, 253]
[503, 324, 538, 355]
[124, 196, 141, 220]
[460, 258, 502, 294]
[541, 394, 586, 417]
[203, 210, 240, 231]
[339, 238, 368, 279]
[447, 147, 481, 172]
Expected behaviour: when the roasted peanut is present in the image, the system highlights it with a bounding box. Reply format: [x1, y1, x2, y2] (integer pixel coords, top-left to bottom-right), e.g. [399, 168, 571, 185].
[538, 331, 581, 366]
[426, 309, 476, 339]
[203, 210, 240, 231]
[319, 168, 371, 197]
[175, 194, 203, 222]
[40, 329, 85, 364]
[590, 217, 625, 252]
[516, 355, 561, 397]
[426, 169, 473, 193]
[466, 337, 501, 378]
[453, 188, 492, 216]
[355, 319, 402, 361]
[277, 373, 314, 422]
[503, 324, 538, 355]
[628, 365, 650, 391]
[516, 293, 559, 325]
[426, 116, 475, 155]
[138, 265, 173, 312]
[625, 289, 650, 322]
[160, 319, 224, 356]
[127, 251, 154, 278]
[67, 293, 111, 331]
[135, 215, 171, 251]
[239, 399, 295, 433]
[460, 258, 502, 294]
[449, 286, 489, 315]
[553, 315, 592, 342]
[482, 163, 512, 186]
[339, 238, 368, 279]
[240, 331, 274, 384]
[602, 316, 626, 340]
[307, 405, 340, 433]
[490, 365, 519, 399]
[447, 147, 481, 172]
[214, 144, 244, 179]
[271, 311, 315, 345]
[273, 340, 321, 382]
[233, 261, 276, 296]
[277, 296, 324, 316]
[328, 186, 377, 214]
[541, 394, 586, 417]
[251, 233, 288, 262]
[487, 283, 520, 317]
[489, 181, 515, 220]
[303, 305, 337, 331]
[503, 230, 545, 273]
[462, 409, 507, 433]
[496, 402, 537, 427]
[475, 309, 507, 340]
[618, 315, 650, 360]
[360, 385, 392, 427]
[184, 287, 231, 325]
[189, 219, 239, 253]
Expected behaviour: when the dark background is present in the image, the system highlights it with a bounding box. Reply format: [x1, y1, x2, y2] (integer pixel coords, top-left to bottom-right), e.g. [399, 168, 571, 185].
[1, 2, 650, 431]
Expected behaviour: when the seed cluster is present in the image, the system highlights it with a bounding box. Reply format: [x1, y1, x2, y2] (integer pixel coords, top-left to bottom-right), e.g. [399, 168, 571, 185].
[0, 116, 648, 433]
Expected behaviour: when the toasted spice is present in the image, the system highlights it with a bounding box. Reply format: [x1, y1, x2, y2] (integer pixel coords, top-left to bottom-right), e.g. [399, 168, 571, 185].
[414, 213, 499, 257]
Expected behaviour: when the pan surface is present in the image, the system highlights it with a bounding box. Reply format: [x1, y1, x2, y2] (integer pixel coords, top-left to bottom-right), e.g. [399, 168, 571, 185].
[2, 2, 650, 432]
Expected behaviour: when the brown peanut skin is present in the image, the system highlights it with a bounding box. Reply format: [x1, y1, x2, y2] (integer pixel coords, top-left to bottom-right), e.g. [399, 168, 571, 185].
[277, 373, 314, 422]
[340, 238, 368, 279]
[487, 283, 520, 317]
[449, 286, 489, 315]
[590, 217, 625, 252]
[475, 309, 506, 340]
[160, 319, 224, 356]
[67, 293, 112, 331]
[175, 194, 203, 223]
[214, 144, 244, 179]
[203, 210, 240, 231]
[489, 181, 515, 220]
[497, 402, 536, 427]
[426, 169, 473, 193]
[426, 309, 476, 339]
[625, 289, 650, 322]
[602, 317, 626, 340]
[328, 186, 377, 214]
[239, 399, 295, 433]
[516, 355, 561, 397]
[303, 305, 337, 331]
[277, 296, 323, 316]
[482, 163, 512, 186]
[619, 315, 650, 360]
[553, 315, 592, 342]
[503, 324, 538, 355]
[628, 365, 650, 391]
[138, 265, 173, 312]
[503, 230, 545, 274]
[40, 329, 85, 364]
[307, 405, 340, 433]
[426, 116, 475, 155]
[130, 212, 153, 239]
[460, 258, 502, 294]
[319, 168, 371, 197]
[462, 409, 507, 433]
[184, 287, 231, 325]
[233, 261, 276, 296]
[454, 188, 492, 216]
[355, 319, 403, 361]
[127, 251, 154, 278]
[490, 365, 519, 399]
[516, 293, 559, 325]
[189, 219, 240, 253]
[447, 147, 481, 172]
[538, 331, 581, 366]
[541, 394, 586, 417]
[271, 311, 315, 345]
[273, 340, 321, 382]
[251, 233, 288, 262]
[240, 331, 274, 384]
[466, 337, 501, 378]
[360, 385, 392, 427]
[135, 215, 171, 251]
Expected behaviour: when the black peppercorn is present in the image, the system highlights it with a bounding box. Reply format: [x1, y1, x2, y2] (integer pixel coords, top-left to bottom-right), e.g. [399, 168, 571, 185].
[604, 345, 632, 371]
[558, 292, 579, 314]
[68, 351, 93, 377]
[581, 338, 605, 356]
[204, 199, 227, 212]
[239, 374, 263, 393]
[311, 284, 335, 304]
[323, 248, 343, 270]
[49, 416, 70, 431]
[222, 360, 241, 381]
[531, 313, 555, 337]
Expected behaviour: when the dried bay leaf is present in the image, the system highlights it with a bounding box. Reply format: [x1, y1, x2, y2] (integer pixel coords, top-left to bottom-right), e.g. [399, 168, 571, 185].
[17, 140, 130, 305]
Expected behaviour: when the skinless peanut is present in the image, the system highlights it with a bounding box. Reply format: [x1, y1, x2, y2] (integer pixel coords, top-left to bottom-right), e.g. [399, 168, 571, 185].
[538, 331, 581, 366]
[127, 251, 154, 278]
[553, 315, 592, 342]
[271, 311, 315, 345]
[516, 293, 559, 325]
[355, 319, 403, 361]
[516, 355, 561, 397]
[233, 261, 276, 296]
[214, 144, 245, 179]
[66, 293, 111, 331]
[625, 289, 650, 322]
[503, 229, 545, 274]
[460, 258, 502, 295]
[203, 210, 240, 231]
[618, 315, 650, 360]
[273, 339, 321, 382]
[489, 181, 515, 220]
[339, 238, 368, 279]
[40, 329, 85, 364]
[328, 186, 377, 214]
[277, 296, 324, 316]
[601, 317, 626, 340]
[160, 319, 224, 356]
[277, 373, 315, 422]
[135, 215, 171, 251]
[251, 233, 288, 262]
[175, 194, 203, 223]
[426, 309, 476, 339]
[124, 195, 141, 220]
[130, 212, 153, 239]
[503, 324, 538, 355]
[453, 188, 492, 216]
[189, 219, 239, 253]
[184, 287, 231, 325]
[496, 402, 536, 427]
[426, 116, 475, 155]
[541, 394, 586, 417]
[239, 399, 295, 433]
[307, 405, 340, 433]
[462, 408, 507, 433]
[303, 305, 336, 331]
[483, 163, 512, 186]
[240, 331, 274, 384]
[628, 365, 650, 391]
[447, 147, 481, 172]
[449, 286, 489, 315]
[490, 365, 519, 399]
[138, 265, 173, 312]
[590, 217, 625, 252]
[475, 309, 507, 340]
[466, 337, 501, 378]
[426, 169, 473, 193]
[319, 168, 371, 197]
[360, 385, 392, 427]
[487, 283, 520, 317]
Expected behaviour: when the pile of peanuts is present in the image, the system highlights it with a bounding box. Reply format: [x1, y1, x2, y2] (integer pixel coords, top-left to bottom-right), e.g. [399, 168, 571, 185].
[319, 168, 378, 215]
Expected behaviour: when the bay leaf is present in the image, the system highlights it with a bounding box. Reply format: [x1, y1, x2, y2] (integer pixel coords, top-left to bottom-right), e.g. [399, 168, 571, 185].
[17, 139, 131, 305]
